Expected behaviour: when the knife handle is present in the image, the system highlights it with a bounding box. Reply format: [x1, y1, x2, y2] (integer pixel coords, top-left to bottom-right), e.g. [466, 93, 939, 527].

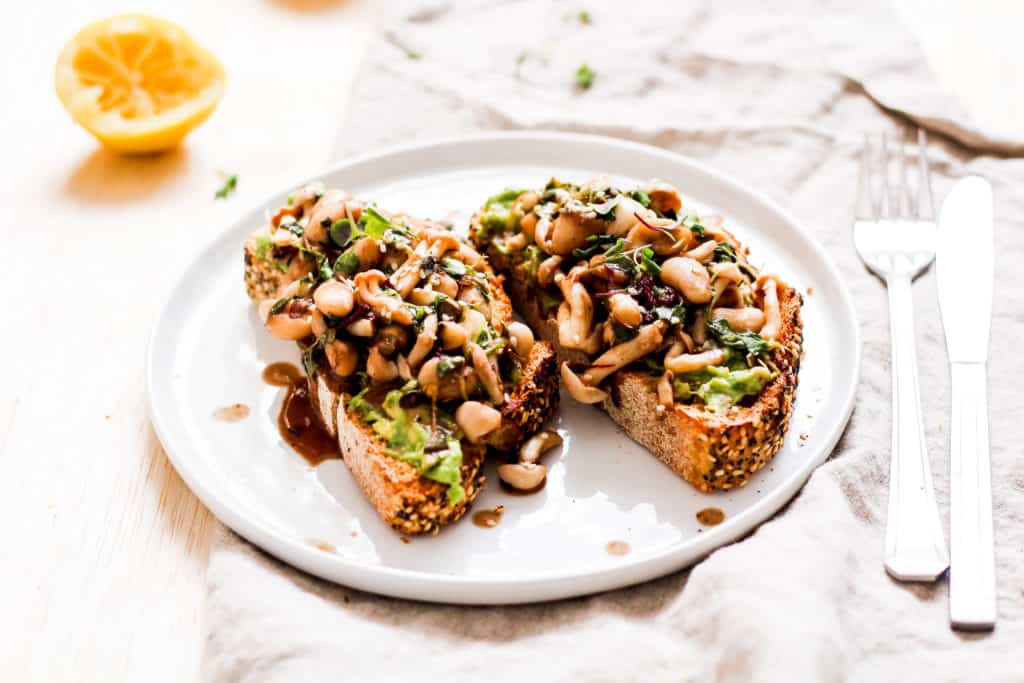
[883, 273, 949, 581]
[949, 361, 997, 630]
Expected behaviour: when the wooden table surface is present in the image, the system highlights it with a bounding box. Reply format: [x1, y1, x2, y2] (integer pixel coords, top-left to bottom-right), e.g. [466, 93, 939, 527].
[4, 1, 1021, 680]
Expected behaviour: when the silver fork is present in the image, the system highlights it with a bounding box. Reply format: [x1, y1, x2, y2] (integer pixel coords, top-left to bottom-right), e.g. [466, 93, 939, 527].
[854, 130, 949, 581]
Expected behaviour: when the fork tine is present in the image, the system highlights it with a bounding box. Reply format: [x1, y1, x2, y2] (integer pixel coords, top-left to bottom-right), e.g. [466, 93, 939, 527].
[897, 134, 914, 218]
[856, 133, 878, 220]
[880, 132, 893, 218]
[917, 129, 935, 219]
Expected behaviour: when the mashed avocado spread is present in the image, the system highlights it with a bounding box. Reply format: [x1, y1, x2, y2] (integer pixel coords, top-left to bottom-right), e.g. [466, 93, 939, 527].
[476, 188, 526, 245]
[673, 364, 774, 414]
[348, 381, 466, 504]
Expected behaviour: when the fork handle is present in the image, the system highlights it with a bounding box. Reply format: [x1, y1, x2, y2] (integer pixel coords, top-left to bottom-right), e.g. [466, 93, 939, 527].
[883, 273, 949, 581]
[949, 361, 996, 630]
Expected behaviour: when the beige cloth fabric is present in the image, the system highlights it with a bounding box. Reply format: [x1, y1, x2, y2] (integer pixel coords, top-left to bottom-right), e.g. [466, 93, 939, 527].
[204, 1, 1024, 680]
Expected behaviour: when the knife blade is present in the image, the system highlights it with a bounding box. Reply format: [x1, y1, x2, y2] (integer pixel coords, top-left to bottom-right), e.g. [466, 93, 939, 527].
[937, 175, 996, 631]
[937, 177, 994, 362]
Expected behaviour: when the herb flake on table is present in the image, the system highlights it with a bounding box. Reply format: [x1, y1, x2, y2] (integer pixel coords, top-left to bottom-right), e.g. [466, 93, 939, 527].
[575, 64, 595, 90]
[214, 174, 238, 199]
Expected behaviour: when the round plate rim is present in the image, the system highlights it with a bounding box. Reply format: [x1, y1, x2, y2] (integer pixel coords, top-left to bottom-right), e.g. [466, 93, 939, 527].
[146, 131, 861, 604]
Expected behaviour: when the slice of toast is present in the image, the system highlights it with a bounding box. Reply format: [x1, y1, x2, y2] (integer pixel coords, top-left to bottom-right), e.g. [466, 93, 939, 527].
[470, 181, 803, 492]
[245, 203, 558, 534]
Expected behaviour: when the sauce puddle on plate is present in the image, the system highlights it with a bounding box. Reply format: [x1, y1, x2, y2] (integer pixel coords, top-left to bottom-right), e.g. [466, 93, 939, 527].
[606, 540, 631, 556]
[472, 506, 505, 529]
[499, 479, 546, 496]
[306, 538, 337, 553]
[213, 403, 250, 422]
[696, 507, 726, 526]
[263, 362, 341, 466]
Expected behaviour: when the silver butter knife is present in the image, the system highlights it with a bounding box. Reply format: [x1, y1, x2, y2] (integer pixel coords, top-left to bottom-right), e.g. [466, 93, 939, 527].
[937, 176, 996, 631]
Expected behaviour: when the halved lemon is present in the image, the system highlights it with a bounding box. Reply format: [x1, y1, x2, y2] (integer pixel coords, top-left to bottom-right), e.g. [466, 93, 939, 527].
[55, 14, 225, 154]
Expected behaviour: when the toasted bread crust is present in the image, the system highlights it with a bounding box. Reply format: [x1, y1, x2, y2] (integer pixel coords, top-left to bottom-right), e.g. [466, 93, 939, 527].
[245, 237, 559, 533]
[474, 236, 803, 493]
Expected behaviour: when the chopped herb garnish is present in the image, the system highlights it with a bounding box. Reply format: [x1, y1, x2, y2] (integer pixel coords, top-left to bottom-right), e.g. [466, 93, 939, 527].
[653, 303, 687, 326]
[253, 235, 290, 273]
[638, 247, 661, 275]
[437, 355, 466, 378]
[572, 233, 617, 260]
[214, 174, 238, 199]
[575, 64, 595, 90]
[334, 251, 360, 276]
[360, 206, 393, 239]
[579, 10, 592, 24]
[329, 218, 354, 247]
[628, 189, 651, 208]
[269, 296, 293, 315]
[707, 318, 776, 358]
[713, 242, 738, 262]
[441, 257, 467, 278]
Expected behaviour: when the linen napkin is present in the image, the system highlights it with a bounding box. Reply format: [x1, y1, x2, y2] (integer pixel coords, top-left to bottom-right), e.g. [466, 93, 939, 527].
[204, 1, 1024, 680]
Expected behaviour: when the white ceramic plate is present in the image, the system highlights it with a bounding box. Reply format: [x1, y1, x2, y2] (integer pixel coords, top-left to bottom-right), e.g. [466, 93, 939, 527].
[147, 132, 859, 604]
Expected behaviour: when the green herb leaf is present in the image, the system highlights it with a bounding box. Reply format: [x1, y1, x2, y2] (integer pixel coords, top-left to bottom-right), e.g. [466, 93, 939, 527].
[707, 318, 775, 358]
[334, 250, 361, 276]
[214, 174, 238, 199]
[437, 355, 466, 378]
[628, 189, 651, 208]
[329, 218, 354, 247]
[318, 258, 334, 281]
[269, 296, 293, 315]
[638, 247, 661, 275]
[360, 206, 393, 239]
[575, 64, 595, 90]
[441, 257, 467, 278]
[572, 233, 618, 260]
[301, 344, 318, 376]
[579, 10, 592, 24]
[713, 242, 738, 262]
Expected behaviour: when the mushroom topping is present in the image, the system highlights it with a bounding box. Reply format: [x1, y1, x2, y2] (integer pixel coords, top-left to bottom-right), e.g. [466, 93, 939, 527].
[606, 196, 652, 236]
[354, 270, 413, 325]
[684, 240, 718, 263]
[497, 462, 547, 491]
[664, 348, 726, 374]
[537, 255, 564, 287]
[582, 321, 666, 385]
[548, 208, 601, 255]
[270, 185, 318, 227]
[303, 189, 353, 244]
[757, 275, 783, 340]
[645, 179, 682, 215]
[324, 339, 359, 377]
[607, 293, 643, 328]
[656, 371, 675, 409]
[375, 324, 409, 357]
[438, 321, 468, 350]
[557, 279, 594, 349]
[430, 272, 460, 298]
[406, 314, 438, 369]
[366, 345, 399, 382]
[313, 279, 355, 318]
[710, 261, 745, 285]
[468, 342, 504, 405]
[460, 309, 488, 345]
[518, 430, 563, 465]
[660, 256, 712, 303]
[560, 363, 609, 404]
[455, 401, 502, 443]
[346, 317, 374, 337]
[396, 354, 414, 381]
[711, 307, 766, 333]
[351, 236, 382, 270]
[507, 321, 535, 357]
[265, 300, 314, 341]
